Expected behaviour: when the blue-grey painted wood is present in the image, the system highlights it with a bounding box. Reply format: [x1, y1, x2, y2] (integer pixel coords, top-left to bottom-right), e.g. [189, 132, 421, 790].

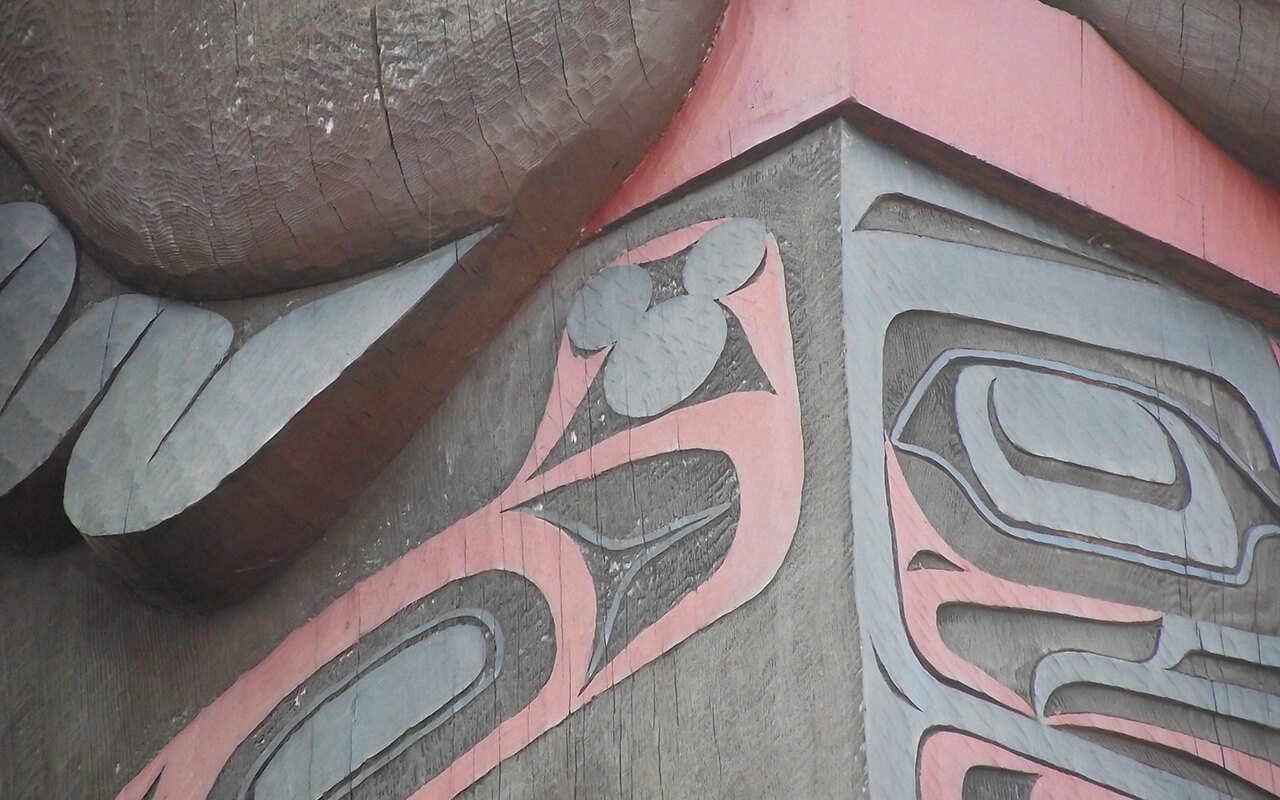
[681, 218, 766, 299]
[990, 368, 1176, 484]
[602, 295, 727, 418]
[64, 302, 233, 537]
[69, 230, 485, 537]
[250, 624, 487, 800]
[0, 204, 75, 407]
[565, 265, 652, 352]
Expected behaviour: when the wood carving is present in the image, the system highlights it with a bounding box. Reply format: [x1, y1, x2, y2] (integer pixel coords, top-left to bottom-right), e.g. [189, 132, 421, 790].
[0, 0, 725, 298]
[0, 200, 505, 604]
[843, 129, 1280, 800]
[1040, 0, 1280, 189]
[110, 218, 804, 800]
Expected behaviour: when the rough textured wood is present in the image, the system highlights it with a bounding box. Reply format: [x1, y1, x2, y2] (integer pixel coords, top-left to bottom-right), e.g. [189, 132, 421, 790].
[843, 123, 1280, 800]
[0, 0, 725, 298]
[1041, 0, 1280, 189]
[0, 123, 855, 800]
[0, 109, 694, 607]
[590, 0, 1280, 323]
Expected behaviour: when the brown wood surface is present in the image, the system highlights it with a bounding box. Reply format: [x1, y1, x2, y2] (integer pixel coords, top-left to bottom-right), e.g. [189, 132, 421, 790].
[0, 0, 724, 298]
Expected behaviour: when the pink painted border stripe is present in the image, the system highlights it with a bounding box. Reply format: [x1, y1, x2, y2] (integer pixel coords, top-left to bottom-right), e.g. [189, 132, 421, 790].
[884, 440, 1161, 716]
[590, 0, 1280, 298]
[114, 222, 804, 800]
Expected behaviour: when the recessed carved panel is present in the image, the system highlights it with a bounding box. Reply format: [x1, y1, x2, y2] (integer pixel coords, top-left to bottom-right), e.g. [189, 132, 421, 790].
[112, 217, 805, 800]
[843, 129, 1280, 799]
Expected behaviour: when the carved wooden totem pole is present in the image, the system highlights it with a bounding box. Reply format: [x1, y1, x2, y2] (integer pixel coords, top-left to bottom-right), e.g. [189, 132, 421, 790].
[2, 1, 1280, 798]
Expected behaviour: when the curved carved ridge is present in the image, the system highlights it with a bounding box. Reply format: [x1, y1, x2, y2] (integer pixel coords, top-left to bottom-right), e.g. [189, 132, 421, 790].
[111, 219, 804, 800]
[239, 610, 502, 800]
[0, 200, 493, 606]
[892, 349, 1280, 583]
[66, 229, 486, 537]
[0, 0, 727, 298]
[1040, 0, 1280, 189]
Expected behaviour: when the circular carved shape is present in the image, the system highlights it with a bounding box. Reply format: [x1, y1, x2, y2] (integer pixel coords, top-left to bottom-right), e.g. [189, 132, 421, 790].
[566, 264, 654, 352]
[682, 217, 766, 298]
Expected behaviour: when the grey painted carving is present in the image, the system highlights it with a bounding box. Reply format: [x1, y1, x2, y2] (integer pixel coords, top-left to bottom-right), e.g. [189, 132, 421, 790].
[892, 351, 1280, 581]
[245, 617, 493, 800]
[565, 265, 653, 352]
[989, 368, 1176, 484]
[521, 444, 742, 686]
[1034, 616, 1280, 730]
[0, 212, 489, 601]
[841, 124, 1280, 800]
[0, 124, 843, 799]
[0, 296, 160, 494]
[525, 502, 731, 682]
[681, 218, 767, 298]
[565, 218, 768, 419]
[0, 201, 61, 276]
[954, 363, 1236, 567]
[603, 295, 728, 418]
[67, 229, 485, 538]
[64, 302, 234, 537]
[209, 571, 552, 800]
[0, 203, 75, 407]
[540, 309, 771, 477]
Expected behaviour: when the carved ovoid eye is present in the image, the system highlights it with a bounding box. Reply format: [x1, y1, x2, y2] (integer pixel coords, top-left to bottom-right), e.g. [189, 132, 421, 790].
[892, 351, 1280, 582]
[243, 615, 496, 800]
[565, 218, 767, 418]
[211, 573, 552, 800]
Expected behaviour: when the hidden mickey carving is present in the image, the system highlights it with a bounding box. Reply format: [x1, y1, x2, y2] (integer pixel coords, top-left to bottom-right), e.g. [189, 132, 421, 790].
[111, 217, 804, 800]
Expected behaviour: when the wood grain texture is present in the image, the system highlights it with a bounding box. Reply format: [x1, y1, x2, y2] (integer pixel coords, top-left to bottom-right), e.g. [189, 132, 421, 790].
[0, 122, 857, 800]
[1041, 0, 1280, 189]
[0, 114, 671, 607]
[0, 0, 724, 298]
[844, 123, 1280, 800]
[589, 0, 1280, 324]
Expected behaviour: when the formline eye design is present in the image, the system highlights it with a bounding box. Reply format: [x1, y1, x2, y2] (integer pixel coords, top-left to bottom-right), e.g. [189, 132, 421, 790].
[112, 218, 804, 800]
[892, 349, 1280, 583]
[884, 335, 1280, 799]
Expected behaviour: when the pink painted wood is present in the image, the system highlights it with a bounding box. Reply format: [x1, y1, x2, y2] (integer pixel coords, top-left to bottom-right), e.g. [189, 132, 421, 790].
[1049, 713, 1280, 794]
[919, 730, 1134, 799]
[112, 221, 805, 800]
[591, 0, 1280, 300]
[884, 439, 1161, 716]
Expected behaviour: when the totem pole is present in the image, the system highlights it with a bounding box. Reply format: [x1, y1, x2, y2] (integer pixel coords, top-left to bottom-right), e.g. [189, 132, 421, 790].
[2, 1, 1280, 798]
